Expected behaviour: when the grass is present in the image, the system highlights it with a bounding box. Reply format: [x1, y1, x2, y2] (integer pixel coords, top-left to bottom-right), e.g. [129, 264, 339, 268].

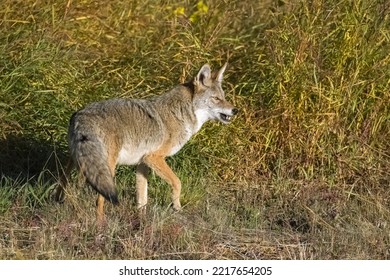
[0, 0, 389, 259]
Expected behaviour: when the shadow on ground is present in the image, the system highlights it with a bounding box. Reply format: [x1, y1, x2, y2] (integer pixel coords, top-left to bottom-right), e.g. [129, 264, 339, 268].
[0, 135, 68, 184]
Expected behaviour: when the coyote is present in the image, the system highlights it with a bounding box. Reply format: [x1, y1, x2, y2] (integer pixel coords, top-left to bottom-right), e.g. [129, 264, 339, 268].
[54, 63, 238, 223]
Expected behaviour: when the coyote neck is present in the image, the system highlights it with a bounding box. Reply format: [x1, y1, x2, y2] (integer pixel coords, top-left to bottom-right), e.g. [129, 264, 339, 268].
[194, 108, 210, 133]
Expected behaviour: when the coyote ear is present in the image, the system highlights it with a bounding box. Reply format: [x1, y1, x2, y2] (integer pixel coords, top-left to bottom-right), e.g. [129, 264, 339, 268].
[194, 64, 212, 87]
[216, 63, 227, 83]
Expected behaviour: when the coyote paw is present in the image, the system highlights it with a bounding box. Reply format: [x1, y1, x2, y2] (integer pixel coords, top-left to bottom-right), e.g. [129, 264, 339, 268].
[172, 204, 182, 212]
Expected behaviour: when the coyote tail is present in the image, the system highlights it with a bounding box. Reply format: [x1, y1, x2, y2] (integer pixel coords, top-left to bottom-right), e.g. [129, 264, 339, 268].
[70, 119, 119, 204]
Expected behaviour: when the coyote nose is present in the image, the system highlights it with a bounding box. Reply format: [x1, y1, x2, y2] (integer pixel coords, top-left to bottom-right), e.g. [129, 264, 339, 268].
[232, 108, 239, 115]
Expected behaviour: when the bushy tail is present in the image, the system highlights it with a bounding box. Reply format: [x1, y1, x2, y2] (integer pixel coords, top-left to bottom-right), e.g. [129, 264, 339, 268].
[71, 132, 119, 205]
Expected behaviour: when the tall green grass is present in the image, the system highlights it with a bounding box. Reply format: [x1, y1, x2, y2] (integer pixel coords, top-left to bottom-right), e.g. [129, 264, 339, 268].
[1, 0, 389, 259]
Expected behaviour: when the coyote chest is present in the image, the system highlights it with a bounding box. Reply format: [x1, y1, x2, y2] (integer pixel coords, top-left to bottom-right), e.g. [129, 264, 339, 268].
[167, 109, 208, 155]
[167, 125, 194, 156]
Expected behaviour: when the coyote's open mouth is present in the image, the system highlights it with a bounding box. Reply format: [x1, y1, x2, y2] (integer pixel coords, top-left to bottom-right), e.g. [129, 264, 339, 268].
[220, 113, 233, 123]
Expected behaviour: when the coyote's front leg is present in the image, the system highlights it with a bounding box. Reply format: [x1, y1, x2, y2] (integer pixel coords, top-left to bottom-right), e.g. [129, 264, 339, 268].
[143, 154, 182, 211]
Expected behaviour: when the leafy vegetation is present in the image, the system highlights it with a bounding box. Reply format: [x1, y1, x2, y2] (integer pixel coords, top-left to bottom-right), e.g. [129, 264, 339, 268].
[0, 0, 389, 259]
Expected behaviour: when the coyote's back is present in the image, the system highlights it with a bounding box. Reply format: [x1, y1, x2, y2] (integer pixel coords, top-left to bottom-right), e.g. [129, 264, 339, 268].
[55, 63, 238, 223]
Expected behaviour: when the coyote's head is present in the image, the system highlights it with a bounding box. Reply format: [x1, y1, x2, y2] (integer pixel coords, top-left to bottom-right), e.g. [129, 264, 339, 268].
[192, 63, 238, 127]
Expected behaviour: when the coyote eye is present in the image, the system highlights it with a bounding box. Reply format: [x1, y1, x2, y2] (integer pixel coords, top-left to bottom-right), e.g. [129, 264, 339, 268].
[212, 96, 221, 102]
